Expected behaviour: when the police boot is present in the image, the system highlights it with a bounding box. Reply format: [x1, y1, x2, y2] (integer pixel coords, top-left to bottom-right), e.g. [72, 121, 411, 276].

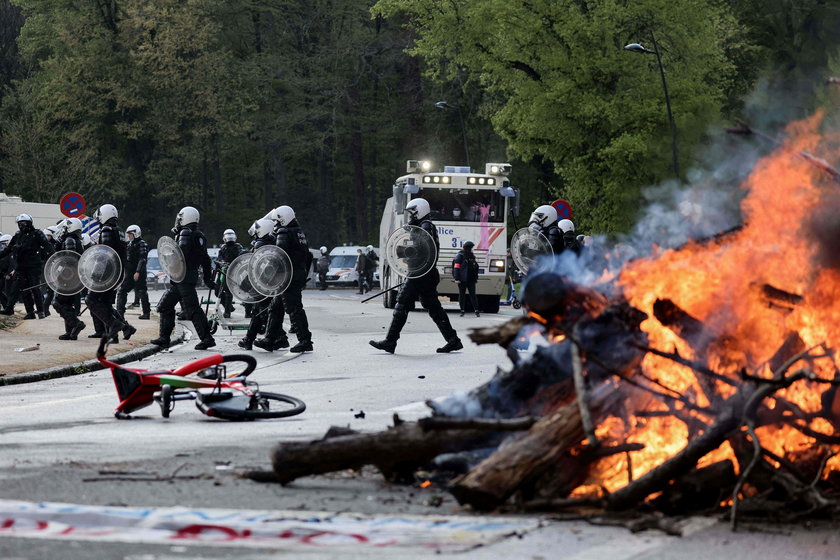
[369, 310, 407, 354]
[289, 340, 313, 353]
[151, 313, 175, 347]
[238, 337, 253, 350]
[69, 320, 86, 340]
[436, 337, 464, 353]
[195, 338, 216, 350]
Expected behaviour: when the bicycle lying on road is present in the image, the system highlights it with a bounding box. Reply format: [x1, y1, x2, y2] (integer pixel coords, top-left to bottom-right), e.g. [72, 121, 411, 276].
[96, 340, 306, 421]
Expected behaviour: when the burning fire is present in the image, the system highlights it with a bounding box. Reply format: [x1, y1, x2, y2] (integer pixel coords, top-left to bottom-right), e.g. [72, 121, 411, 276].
[592, 111, 840, 490]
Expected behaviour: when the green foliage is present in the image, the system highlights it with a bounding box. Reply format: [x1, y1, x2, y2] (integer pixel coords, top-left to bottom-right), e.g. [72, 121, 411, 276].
[374, 0, 752, 232]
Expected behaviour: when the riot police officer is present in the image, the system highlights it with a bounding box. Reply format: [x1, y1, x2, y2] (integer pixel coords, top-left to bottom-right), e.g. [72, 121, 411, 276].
[528, 204, 564, 255]
[86, 204, 137, 342]
[316, 246, 330, 290]
[238, 219, 276, 350]
[0, 214, 54, 318]
[53, 218, 87, 340]
[558, 219, 582, 255]
[217, 228, 244, 318]
[254, 205, 313, 353]
[0, 233, 14, 311]
[364, 244, 378, 291]
[370, 198, 462, 354]
[151, 206, 216, 350]
[116, 224, 151, 320]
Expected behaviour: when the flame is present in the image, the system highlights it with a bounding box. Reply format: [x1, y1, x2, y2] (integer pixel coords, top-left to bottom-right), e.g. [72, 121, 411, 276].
[587, 111, 840, 491]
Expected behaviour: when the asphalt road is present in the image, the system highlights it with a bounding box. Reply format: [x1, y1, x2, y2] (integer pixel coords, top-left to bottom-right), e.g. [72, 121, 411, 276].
[0, 289, 836, 559]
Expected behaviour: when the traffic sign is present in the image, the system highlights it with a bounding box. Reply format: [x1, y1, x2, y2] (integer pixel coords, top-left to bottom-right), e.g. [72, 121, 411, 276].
[551, 199, 572, 220]
[60, 192, 86, 218]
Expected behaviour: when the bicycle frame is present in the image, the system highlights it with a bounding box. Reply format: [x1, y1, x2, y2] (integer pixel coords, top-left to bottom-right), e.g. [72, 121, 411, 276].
[98, 352, 252, 418]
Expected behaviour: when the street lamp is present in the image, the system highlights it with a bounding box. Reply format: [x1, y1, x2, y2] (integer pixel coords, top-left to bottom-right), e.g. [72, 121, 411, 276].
[624, 33, 680, 181]
[434, 101, 471, 170]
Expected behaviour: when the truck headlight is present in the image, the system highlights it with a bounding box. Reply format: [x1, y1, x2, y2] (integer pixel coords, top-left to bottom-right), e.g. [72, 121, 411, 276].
[489, 259, 505, 272]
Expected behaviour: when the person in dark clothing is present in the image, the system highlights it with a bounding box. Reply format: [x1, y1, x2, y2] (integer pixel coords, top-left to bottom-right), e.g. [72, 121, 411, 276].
[254, 205, 313, 353]
[116, 224, 151, 320]
[216, 228, 245, 318]
[0, 233, 12, 310]
[364, 244, 378, 291]
[558, 219, 583, 255]
[151, 206, 216, 350]
[238, 219, 276, 350]
[85, 204, 137, 343]
[53, 218, 87, 340]
[315, 246, 329, 290]
[0, 213, 54, 318]
[528, 204, 564, 255]
[452, 240, 480, 317]
[355, 249, 368, 294]
[41, 226, 61, 316]
[370, 198, 462, 354]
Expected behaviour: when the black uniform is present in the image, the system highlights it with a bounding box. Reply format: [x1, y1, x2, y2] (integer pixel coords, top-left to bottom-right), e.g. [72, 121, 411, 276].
[238, 233, 275, 349]
[316, 253, 330, 290]
[255, 219, 312, 352]
[116, 236, 150, 317]
[370, 218, 462, 353]
[53, 231, 86, 339]
[452, 245, 480, 315]
[562, 230, 583, 254]
[216, 240, 244, 316]
[0, 239, 13, 311]
[86, 221, 136, 341]
[41, 235, 61, 314]
[365, 249, 378, 291]
[152, 223, 215, 349]
[0, 224, 54, 317]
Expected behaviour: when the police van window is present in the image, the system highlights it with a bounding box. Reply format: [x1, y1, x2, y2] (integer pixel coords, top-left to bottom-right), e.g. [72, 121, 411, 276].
[420, 188, 503, 222]
[330, 255, 357, 268]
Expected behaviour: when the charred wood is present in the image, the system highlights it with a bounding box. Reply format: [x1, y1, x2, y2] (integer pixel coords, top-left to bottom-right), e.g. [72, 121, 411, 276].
[271, 423, 500, 484]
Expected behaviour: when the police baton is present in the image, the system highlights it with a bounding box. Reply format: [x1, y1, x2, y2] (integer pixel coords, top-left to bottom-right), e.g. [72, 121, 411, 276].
[20, 281, 50, 292]
[360, 282, 403, 304]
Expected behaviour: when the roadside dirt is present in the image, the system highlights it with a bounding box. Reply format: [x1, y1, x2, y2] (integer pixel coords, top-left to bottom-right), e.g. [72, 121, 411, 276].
[0, 305, 158, 376]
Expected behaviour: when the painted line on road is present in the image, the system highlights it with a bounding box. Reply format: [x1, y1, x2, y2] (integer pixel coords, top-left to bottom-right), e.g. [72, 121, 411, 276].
[0, 499, 539, 552]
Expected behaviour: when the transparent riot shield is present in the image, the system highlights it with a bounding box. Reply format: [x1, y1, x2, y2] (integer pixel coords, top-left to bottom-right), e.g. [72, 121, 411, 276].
[226, 253, 268, 303]
[510, 227, 553, 274]
[157, 236, 186, 283]
[44, 250, 83, 296]
[384, 225, 437, 279]
[77, 245, 123, 293]
[247, 245, 293, 297]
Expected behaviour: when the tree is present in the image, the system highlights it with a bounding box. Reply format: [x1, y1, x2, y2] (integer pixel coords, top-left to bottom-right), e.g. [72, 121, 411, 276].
[373, 0, 752, 233]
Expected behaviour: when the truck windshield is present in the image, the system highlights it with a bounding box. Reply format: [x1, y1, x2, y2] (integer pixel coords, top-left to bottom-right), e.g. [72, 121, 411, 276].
[419, 188, 504, 222]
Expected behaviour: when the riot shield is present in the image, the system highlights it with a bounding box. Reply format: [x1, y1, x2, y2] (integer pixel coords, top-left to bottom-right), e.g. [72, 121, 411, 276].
[157, 236, 186, 283]
[384, 225, 437, 279]
[78, 245, 123, 293]
[510, 227, 553, 274]
[225, 253, 267, 304]
[247, 245, 293, 297]
[44, 250, 83, 296]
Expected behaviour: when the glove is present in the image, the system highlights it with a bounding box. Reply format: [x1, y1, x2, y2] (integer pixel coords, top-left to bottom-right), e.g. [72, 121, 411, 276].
[204, 276, 215, 291]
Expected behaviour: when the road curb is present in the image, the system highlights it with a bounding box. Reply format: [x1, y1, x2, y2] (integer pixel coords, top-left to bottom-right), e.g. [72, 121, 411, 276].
[0, 324, 186, 386]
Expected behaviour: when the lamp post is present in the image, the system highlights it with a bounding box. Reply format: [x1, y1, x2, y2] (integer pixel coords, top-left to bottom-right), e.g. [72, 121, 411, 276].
[624, 33, 680, 181]
[435, 101, 471, 170]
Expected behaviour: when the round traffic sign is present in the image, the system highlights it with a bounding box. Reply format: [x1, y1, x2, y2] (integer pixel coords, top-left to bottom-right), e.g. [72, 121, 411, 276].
[60, 192, 86, 218]
[551, 199, 572, 220]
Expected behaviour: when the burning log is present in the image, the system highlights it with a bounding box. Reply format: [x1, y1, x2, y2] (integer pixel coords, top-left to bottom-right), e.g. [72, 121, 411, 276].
[450, 384, 623, 510]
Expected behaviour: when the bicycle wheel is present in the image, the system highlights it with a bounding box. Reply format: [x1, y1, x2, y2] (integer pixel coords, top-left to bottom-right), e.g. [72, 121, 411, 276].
[197, 391, 305, 421]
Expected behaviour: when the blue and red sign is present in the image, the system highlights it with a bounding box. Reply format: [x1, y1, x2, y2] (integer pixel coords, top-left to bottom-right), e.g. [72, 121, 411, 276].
[60, 192, 86, 218]
[551, 199, 572, 220]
